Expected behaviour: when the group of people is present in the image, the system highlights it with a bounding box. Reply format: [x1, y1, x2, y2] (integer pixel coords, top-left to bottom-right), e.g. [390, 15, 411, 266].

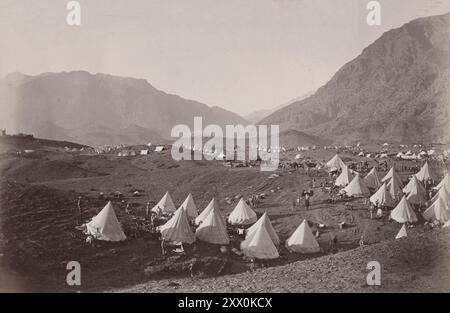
[245, 194, 262, 208]
[364, 199, 385, 220]
[293, 190, 314, 211]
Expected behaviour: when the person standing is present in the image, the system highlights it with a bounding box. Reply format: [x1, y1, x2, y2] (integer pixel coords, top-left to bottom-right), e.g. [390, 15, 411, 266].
[150, 212, 156, 230]
[161, 238, 166, 256]
[77, 196, 83, 222]
[189, 262, 195, 279]
[359, 235, 366, 247]
[145, 201, 151, 220]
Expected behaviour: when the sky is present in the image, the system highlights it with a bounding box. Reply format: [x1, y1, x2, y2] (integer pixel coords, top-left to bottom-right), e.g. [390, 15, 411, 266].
[1, 0, 450, 116]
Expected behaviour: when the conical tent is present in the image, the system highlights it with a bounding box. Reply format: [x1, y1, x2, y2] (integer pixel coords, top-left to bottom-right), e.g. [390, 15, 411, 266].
[240, 225, 279, 259]
[444, 219, 450, 228]
[390, 196, 418, 223]
[403, 176, 427, 205]
[160, 207, 195, 244]
[387, 176, 403, 201]
[370, 183, 395, 207]
[195, 198, 216, 225]
[285, 220, 320, 253]
[395, 224, 408, 239]
[245, 213, 280, 246]
[415, 162, 435, 182]
[179, 193, 198, 220]
[85, 201, 126, 241]
[343, 173, 370, 197]
[435, 173, 450, 191]
[326, 154, 346, 172]
[151, 191, 176, 214]
[335, 166, 354, 187]
[195, 207, 230, 245]
[364, 167, 381, 189]
[228, 198, 257, 225]
[381, 167, 403, 188]
[422, 198, 450, 223]
[430, 187, 450, 207]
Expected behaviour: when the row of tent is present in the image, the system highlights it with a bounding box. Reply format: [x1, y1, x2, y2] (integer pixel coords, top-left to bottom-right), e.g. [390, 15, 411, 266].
[83, 196, 321, 260]
[117, 146, 165, 156]
[154, 192, 320, 259]
[327, 154, 450, 225]
[150, 192, 258, 226]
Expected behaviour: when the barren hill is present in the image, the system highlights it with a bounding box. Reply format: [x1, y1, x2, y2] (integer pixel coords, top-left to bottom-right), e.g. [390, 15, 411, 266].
[262, 13, 450, 144]
[0, 71, 248, 146]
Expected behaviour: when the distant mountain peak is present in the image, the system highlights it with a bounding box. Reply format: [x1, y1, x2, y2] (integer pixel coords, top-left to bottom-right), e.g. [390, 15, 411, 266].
[262, 12, 450, 144]
[0, 71, 248, 146]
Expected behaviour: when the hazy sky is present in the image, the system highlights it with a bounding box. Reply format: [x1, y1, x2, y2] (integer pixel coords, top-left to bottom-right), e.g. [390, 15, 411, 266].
[1, 0, 450, 115]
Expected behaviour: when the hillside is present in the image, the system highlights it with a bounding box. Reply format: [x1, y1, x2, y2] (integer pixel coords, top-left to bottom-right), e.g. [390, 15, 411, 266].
[262, 12, 450, 144]
[0, 134, 89, 154]
[244, 92, 315, 124]
[0, 71, 248, 146]
[279, 129, 332, 147]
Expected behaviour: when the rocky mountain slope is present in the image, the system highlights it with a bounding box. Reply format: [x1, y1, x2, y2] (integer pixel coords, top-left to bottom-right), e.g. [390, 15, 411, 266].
[0, 71, 248, 146]
[244, 93, 315, 124]
[262, 13, 450, 144]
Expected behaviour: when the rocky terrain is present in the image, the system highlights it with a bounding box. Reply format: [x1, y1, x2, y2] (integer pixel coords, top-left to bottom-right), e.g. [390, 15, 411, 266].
[262, 13, 450, 144]
[118, 227, 450, 293]
[0, 71, 248, 146]
[0, 136, 447, 292]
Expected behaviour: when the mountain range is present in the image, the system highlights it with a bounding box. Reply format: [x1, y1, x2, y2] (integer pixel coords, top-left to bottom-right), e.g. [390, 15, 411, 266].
[262, 12, 450, 144]
[0, 71, 248, 146]
[244, 93, 314, 124]
[1, 13, 449, 146]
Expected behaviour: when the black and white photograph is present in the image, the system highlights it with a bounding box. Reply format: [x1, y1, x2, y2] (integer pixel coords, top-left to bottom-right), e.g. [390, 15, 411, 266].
[1, 0, 450, 299]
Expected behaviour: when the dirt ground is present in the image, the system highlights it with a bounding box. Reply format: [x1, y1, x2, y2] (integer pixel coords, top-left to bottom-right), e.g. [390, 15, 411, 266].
[0, 137, 448, 292]
[116, 227, 450, 293]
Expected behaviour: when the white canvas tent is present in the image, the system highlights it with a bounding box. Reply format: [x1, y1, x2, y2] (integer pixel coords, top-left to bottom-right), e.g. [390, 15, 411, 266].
[151, 191, 177, 214]
[326, 154, 346, 172]
[386, 175, 403, 201]
[285, 220, 320, 253]
[245, 212, 280, 246]
[395, 224, 407, 239]
[228, 198, 257, 226]
[370, 183, 395, 207]
[430, 187, 450, 207]
[403, 176, 427, 206]
[85, 201, 127, 241]
[195, 207, 230, 245]
[435, 173, 450, 191]
[444, 219, 450, 228]
[381, 167, 404, 187]
[195, 198, 216, 225]
[160, 207, 195, 244]
[240, 225, 279, 259]
[390, 196, 418, 223]
[179, 193, 198, 220]
[415, 162, 435, 182]
[343, 173, 370, 197]
[364, 167, 381, 189]
[335, 166, 354, 187]
[422, 198, 450, 223]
